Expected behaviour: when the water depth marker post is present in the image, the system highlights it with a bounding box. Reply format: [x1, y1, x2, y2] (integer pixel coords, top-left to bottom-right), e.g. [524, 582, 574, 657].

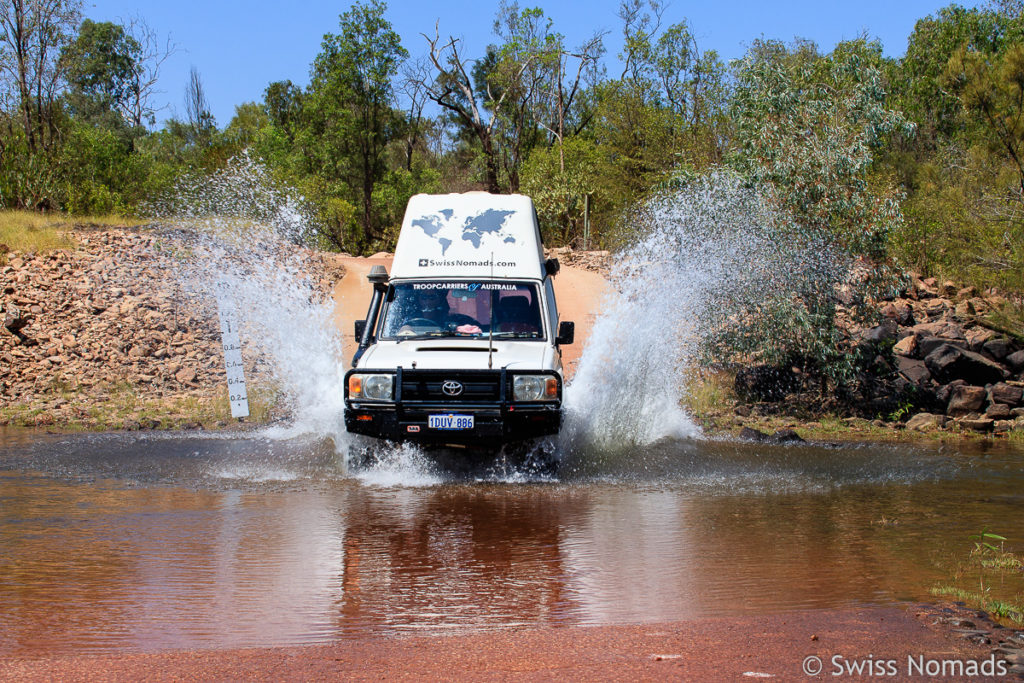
[215, 282, 250, 419]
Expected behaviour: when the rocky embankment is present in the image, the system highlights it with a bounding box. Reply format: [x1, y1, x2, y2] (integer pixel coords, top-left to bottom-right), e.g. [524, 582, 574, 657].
[546, 245, 610, 274]
[730, 274, 1024, 439]
[1, 227, 341, 429]
[880, 276, 1024, 434]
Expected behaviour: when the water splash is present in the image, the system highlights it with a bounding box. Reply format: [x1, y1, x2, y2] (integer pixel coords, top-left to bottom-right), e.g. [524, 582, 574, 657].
[352, 441, 442, 487]
[561, 171, 844, 461]
[148, 155, 349, 450]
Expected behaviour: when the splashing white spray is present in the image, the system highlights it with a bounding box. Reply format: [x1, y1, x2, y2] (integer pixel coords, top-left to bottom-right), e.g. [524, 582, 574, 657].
[561, 172, 841, 459]
[149, 155, 349, 448]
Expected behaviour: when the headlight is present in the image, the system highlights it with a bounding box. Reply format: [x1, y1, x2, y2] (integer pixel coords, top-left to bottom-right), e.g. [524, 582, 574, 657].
[513, 375, 558, 401]
[348, 373, 393, 400]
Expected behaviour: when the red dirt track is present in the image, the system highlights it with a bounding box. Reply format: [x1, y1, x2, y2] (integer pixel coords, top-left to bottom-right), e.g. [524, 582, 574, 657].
[329, 254, 606, 376]
[0, 607, 1002, 682]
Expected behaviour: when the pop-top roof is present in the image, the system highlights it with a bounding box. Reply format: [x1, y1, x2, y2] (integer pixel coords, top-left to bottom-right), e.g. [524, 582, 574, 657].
[391, 193, 544, 280]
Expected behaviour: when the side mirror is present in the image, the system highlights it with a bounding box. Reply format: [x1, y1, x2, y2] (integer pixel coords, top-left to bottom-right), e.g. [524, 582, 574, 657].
[556, 321, 574, 346]
[354, 320, 366, 340]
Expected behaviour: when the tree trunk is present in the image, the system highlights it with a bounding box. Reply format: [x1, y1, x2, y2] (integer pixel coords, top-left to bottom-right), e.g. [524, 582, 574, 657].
[481, 132, 501, 193]
[362, 143, 374, 246]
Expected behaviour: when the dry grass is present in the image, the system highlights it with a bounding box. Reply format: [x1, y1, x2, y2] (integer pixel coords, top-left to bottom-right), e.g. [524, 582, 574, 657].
[683, 370, 736, 418]
[0, 210, 146, 261]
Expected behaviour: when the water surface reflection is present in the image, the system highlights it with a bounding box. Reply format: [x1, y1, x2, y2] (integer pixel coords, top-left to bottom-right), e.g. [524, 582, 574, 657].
[1, 431, 1022, 654]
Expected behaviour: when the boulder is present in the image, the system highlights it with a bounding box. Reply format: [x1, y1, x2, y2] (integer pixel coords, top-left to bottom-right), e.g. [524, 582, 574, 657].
[771, 428, 805, 443]
[174, 367, 197, 384]
[956, 286, 978, 300]
[3, 303, 29, 334]
[990, 383, 1024, 406]
[966, 327, 996, 352]
[925, 299, 951, 317]
[913, 321, 965, 339]
[896, 356, 932, 386]
[918, 336, 968, 358]
[947, 385, 987, 415]
[862, 320, 897, 344]
[1006, 349, 1024, 373]
[906, 412, 945, 431]
[986, 403, 1012, 419]
[958, 417, 994, 432]
[739, 427, 770, 442]
[982, 337, 1013, 360]
[893, 335, 918, 357]
[737, 427, 805, 444]
[925, 344, 1007, 386]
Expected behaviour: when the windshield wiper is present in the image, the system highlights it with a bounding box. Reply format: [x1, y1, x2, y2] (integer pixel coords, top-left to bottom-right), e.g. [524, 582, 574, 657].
[487, 331, 540, 339]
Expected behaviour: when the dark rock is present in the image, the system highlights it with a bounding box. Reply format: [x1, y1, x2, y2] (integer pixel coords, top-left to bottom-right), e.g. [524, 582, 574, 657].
[983, 337, 1013, 360]
[947, 385, 987, 415]
[990, 383, 1024, 406]
[986, 403, 1012, 419]
[892, 303, 914, 326]
[3, 303, 29, 334]
[925, 344, 1008, 385]
[739, 427, 770, 442]
[959, 417, 994, 432]
[937, 380, 966, 404]
[896, 357, 932, 386]
[862, 320, 898, 344]
[1007, 350, 1024, 373]
[772, 428, 805, 443]
[918, 336, 968, 358]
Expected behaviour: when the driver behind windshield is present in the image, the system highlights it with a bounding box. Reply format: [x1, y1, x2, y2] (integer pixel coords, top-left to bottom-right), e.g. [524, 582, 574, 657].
[414, 289, 449, 323]
[388, 287, 483, 336]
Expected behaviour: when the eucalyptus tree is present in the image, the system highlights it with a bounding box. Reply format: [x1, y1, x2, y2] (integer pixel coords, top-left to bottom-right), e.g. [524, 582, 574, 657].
[0, 0, 81, 153]
[730, 38, 913, 388]
[62, 19, 141, 125]
[302, 0, 407, 249]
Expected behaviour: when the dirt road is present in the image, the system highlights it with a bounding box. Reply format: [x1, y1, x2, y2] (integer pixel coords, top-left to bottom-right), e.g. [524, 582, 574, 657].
[329, 254, 606, 376]
[1, 607, 1004, 681]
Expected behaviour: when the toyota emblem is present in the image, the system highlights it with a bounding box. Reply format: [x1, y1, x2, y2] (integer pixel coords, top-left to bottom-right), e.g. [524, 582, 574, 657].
[441, 380, 464, 396]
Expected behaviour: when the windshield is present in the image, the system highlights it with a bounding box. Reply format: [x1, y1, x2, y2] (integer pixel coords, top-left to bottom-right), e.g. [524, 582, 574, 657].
[379, 281, 545, 340]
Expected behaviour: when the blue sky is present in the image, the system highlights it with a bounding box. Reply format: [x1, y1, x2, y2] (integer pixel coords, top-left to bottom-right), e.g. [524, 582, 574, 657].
[84, 0, 980, 127]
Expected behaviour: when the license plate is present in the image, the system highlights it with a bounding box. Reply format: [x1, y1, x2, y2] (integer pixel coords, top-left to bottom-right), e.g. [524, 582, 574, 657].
[428, 414, 474, 430]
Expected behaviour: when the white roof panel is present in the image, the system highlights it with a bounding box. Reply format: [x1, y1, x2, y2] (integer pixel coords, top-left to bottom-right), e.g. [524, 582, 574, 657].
[391, 193, 545, 280]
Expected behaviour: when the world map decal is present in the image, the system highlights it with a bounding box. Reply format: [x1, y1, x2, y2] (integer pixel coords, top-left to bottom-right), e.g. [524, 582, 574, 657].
[411, 208, 517, 254]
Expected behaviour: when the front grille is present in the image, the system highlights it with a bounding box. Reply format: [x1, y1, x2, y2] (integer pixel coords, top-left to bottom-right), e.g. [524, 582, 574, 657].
[400, 370, 502, 404]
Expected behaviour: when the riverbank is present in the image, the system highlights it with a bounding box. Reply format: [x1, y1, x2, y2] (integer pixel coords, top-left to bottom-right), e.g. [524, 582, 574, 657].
[1, 225, 342, 431]
[2, 225, 1023, 443]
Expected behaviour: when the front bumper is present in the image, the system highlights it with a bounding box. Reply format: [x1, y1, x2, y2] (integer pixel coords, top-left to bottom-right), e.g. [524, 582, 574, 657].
[344, 404, 562, 445]
[344, 367, 563, 445]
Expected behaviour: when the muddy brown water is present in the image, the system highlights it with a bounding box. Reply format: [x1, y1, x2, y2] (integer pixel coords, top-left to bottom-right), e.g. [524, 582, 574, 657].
[1, 429, 1022, 655]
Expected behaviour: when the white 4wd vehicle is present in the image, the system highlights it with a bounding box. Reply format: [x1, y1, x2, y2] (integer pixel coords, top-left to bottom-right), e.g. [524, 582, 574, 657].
[344, 192, 574, 447]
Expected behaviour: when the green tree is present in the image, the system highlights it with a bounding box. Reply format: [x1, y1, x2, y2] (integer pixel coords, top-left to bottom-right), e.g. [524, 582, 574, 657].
[0, 0, 81, 155]
[61, 19, 141, 125]
[732, 38, 912, 260]
[302, 0, 407, 250]
[730, 38, 913, 388]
